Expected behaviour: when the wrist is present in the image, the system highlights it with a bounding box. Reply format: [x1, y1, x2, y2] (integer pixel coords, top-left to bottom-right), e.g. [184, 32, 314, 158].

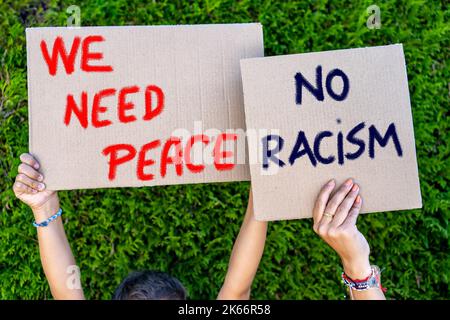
[342, 258, 371, 280]
[32, 196, 60, 222]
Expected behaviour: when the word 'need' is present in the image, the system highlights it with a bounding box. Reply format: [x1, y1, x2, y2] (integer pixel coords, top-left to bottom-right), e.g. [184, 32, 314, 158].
[64, 84, 165, 128]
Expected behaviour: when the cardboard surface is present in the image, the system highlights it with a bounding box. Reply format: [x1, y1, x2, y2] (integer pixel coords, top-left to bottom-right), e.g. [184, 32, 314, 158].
[26, 24, 263, 190]
[240, 44, 422, 220]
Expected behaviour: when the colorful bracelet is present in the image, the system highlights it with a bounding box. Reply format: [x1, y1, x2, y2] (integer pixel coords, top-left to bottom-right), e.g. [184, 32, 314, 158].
[342, 265, 386, 292]
[32, 208, 63, 227]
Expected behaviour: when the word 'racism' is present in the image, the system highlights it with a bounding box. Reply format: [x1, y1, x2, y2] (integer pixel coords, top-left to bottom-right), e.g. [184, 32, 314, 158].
[40, 35, 237, 181]
[262, 65, 403, 169]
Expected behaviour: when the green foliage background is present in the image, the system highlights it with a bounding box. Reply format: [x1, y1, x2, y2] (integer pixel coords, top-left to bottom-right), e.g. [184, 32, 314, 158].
[0, 0, 448, 300]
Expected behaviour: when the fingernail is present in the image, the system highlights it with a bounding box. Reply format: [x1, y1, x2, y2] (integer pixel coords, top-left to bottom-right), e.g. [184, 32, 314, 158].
[34, 163, 39, 169]
[345, 178, 353, 186]
[327, 179, 335, 186]
[352, 184, 359, 192]
[356, 195, 361, 203]
[38, 175, 43, 181]
[38, 183, 45, 190]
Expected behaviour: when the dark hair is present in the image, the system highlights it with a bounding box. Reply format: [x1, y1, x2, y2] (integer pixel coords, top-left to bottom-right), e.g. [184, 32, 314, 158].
[112, 270, 187, 300]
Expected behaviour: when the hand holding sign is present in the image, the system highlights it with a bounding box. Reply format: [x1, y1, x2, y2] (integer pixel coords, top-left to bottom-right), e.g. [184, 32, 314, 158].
[312, 178, 370, 279]
[13, 153, 60, 222]
[311, 178, 386, 299]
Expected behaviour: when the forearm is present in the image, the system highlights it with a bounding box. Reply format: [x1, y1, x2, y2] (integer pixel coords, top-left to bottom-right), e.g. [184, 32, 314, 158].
[218, 190, 267, 300]
[33, 199, 84, 300]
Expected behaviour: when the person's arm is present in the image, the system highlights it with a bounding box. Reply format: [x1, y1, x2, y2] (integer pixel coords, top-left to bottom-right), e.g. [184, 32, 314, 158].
[312, 179, 385, 300]
[218, 188, 267, 300]
[13, 153, 85, 300]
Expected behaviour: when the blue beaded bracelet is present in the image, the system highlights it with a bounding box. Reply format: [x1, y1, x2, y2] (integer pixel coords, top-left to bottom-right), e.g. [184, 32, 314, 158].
[33, 208, 62, 227]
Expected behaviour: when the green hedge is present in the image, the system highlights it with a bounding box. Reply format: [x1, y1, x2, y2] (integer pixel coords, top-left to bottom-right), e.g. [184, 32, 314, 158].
[0, 0, 448, 300]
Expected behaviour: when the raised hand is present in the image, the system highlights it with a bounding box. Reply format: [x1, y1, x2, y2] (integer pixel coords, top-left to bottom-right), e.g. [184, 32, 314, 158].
[312, 179, 370, 279]
[13, 153, 59, 219]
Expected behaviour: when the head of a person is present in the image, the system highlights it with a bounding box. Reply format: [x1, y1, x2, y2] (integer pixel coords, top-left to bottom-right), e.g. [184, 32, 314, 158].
[112, 270, 187, 300]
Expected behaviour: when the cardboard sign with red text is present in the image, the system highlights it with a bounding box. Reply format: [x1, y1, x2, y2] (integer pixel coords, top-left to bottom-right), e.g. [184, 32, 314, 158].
[240, 44, 422, 220]
[26, 24, 263, 190]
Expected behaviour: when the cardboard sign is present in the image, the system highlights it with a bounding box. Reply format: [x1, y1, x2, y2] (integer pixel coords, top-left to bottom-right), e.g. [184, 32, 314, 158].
[26, 24, 264, 190]
[240, 44, 422, 220]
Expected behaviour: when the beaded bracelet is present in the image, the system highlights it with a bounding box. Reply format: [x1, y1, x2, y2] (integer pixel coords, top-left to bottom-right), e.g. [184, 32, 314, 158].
[33, 208, 62, 227]
[342, 265, 386, 292]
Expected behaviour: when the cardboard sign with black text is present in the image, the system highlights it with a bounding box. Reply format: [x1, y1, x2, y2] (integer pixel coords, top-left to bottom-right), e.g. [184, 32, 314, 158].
[240, 44, 422, 220]
[26, 24, 264, 190]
